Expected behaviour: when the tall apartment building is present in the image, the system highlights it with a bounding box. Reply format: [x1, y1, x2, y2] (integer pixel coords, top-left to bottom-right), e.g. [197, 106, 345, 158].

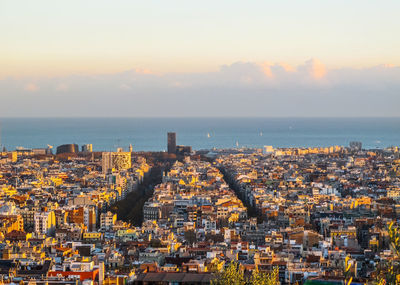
[82, 144, 93, 152]
[102, 151, 131, 174]
[167, 132, 176, 154]
[20, 209, 35, 232]
[34, 211, 56, 235]
[100, 211, 117, 231]
[143, 202, 161, 221]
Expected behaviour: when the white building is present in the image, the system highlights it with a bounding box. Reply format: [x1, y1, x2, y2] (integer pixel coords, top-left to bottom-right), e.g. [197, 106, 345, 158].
[100, 211, 117, 231]
[34, 211, 56, 235]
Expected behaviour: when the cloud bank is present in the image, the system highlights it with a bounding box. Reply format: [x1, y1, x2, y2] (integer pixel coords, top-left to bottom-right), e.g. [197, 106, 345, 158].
[1, 59, 400, 117]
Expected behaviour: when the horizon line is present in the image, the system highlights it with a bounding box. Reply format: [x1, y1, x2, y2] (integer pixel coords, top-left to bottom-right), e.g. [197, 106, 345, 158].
[1, 116, 400, 119]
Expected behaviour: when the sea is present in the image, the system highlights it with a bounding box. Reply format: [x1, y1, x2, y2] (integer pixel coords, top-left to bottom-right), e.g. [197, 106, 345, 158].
[0, 117, 399, 152]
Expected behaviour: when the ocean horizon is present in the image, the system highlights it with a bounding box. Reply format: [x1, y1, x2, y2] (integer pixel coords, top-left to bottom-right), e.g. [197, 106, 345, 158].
[0, 117, 399, 152]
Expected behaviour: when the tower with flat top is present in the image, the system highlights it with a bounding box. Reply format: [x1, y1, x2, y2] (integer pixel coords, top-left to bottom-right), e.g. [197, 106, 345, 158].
[167, 132, 176, 154]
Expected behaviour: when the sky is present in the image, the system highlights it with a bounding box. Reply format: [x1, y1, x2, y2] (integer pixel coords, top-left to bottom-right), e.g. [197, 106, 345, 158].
[1, 0, 400, 117]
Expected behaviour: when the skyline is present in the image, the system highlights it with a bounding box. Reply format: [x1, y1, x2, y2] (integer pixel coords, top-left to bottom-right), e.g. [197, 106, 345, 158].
[0, 117, 399, 152]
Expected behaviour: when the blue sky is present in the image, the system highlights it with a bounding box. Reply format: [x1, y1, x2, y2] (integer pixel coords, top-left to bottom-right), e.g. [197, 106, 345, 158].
[0, 0, 399, 117]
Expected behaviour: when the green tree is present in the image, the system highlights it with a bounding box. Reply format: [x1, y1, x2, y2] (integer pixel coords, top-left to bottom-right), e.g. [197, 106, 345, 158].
[207, 258, 225, 273]
[343, 255, 353, 285]
[211, 261, 245, 285]
[249, 267, 279, 285]
[211, 261, 280, 285]
[375, 222, 400, 284]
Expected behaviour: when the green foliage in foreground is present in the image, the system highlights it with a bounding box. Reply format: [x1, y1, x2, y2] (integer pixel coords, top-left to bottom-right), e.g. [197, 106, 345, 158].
[374, 222, 400, 284]
[249, 266, 279, 285]
[211, 261, 279, 285]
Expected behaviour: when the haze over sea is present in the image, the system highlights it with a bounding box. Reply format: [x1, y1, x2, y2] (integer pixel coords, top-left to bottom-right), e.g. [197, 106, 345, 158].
[0, 118, 399, 152]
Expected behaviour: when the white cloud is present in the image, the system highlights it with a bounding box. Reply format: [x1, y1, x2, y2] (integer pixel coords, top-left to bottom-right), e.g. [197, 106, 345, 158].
[297, 58, 327, 79]
[24, 83, 39, 92]
[55, 83, 68, 91]
[119, 84, 132, 90]
[134, 68, 156, 75]
[2, 59, 400, 117]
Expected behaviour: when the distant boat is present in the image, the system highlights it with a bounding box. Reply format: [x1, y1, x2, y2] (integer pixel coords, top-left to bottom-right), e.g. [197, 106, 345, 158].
[207, 133, 211, 138]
